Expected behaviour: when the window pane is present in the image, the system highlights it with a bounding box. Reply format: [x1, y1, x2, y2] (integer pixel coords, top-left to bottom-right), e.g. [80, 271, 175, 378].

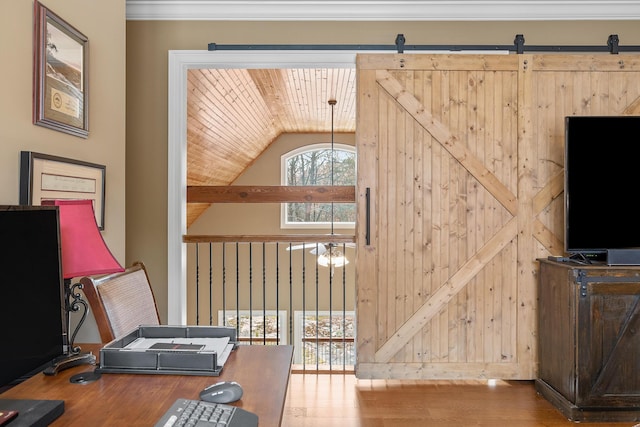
[284, 146, 356, 225]
[218, 310, 287, 345]
[294, 311, 355, 366]
[287, 202, 355, 223]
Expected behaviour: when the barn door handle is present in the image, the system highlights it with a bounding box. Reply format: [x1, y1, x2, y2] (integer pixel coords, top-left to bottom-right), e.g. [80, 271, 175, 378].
[365, 187, 371, 246]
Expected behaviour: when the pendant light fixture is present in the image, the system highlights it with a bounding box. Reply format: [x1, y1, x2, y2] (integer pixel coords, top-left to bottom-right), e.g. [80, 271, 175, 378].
[317, 99, 348, 270]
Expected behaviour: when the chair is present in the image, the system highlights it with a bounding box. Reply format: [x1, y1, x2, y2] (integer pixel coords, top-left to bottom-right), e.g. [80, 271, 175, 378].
[81, 261, 161, 343]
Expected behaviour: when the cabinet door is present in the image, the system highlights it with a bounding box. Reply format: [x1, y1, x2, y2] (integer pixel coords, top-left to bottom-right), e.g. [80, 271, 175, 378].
[578, 279, 640, 406]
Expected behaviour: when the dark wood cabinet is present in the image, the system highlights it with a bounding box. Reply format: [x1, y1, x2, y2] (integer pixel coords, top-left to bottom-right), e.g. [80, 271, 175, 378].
[536, 259, 640, 422]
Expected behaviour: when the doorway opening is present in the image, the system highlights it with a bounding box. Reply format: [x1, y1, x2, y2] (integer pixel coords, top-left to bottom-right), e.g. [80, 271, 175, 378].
[167, 50, 358, 324]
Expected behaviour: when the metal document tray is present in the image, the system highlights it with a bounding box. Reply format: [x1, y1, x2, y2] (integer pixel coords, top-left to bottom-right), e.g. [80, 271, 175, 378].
[96, 325, 237, 376]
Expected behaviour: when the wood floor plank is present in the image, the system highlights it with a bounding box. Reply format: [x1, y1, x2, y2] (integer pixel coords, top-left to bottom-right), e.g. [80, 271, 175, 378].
[283, 374, 638, 426]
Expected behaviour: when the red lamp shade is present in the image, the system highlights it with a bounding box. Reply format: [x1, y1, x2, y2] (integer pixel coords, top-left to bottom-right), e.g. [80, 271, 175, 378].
[44, 200, 124, 279]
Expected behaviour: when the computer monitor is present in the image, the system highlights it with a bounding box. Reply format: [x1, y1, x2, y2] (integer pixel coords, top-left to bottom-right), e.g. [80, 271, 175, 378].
[564, 116, 640, 263]
[0, 205, 67, 389]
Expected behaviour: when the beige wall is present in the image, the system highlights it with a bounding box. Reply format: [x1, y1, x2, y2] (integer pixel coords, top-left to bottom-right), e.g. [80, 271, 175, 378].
[126, 19, 640, 325]
[1, 0, 126, 342]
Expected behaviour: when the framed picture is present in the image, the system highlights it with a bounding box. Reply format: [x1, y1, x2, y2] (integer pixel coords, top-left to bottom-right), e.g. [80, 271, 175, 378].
[33, 1, 89, 138]
[20, 152, 106, 229]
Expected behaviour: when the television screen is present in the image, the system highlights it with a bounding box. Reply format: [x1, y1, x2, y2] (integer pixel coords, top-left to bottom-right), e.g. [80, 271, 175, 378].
[564, 116, 640, 260]
[0, 205, 66, 389]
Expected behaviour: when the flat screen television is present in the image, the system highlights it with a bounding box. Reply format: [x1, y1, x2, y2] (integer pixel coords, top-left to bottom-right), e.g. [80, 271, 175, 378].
[564, 116, 640, 264]
[0, 205, 67, 390]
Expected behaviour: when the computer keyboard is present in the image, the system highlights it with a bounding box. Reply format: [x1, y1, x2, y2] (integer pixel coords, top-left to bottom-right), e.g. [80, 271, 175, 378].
[154, 398, 258, 427]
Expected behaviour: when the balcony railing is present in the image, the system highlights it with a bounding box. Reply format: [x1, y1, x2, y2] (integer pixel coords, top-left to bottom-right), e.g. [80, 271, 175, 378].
[183, 234, 356, 373]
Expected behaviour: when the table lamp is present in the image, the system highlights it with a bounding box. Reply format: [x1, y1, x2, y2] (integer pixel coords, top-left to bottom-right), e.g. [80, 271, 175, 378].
[42, 199, 124, 374]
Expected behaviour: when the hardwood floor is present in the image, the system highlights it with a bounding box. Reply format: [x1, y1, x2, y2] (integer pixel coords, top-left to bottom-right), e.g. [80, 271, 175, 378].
[282, 374, 639, 427]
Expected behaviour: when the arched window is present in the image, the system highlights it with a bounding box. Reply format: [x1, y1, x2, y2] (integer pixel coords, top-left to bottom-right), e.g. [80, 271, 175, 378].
[281, 143, 356, 228]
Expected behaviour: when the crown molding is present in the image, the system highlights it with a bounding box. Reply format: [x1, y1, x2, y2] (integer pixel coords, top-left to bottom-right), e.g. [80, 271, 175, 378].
[126, 1, 640, 21]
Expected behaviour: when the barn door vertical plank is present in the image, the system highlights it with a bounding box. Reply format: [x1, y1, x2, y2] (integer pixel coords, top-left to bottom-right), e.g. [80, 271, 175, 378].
[355, 64, 379, 367]
[429, 69, 446, 362]
[412, 70, 427, 363]
[516, 55, 537, 378]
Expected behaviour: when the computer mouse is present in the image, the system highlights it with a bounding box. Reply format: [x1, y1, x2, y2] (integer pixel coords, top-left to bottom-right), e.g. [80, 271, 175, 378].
[199, 381, 244, 404]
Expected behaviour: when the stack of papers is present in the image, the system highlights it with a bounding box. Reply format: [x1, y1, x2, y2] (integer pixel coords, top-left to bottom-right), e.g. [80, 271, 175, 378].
[122, 337, 234, 366]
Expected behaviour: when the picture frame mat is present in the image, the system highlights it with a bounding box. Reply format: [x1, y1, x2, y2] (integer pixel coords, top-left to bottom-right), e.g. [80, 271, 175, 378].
[20, 152, 105, 229]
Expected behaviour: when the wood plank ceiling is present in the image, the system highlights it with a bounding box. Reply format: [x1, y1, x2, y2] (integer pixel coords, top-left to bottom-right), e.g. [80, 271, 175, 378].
[186, 67, 356, 226]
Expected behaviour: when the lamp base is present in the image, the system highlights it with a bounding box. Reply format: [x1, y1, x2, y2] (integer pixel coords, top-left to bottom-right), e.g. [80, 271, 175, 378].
[43, 351, 96, 376]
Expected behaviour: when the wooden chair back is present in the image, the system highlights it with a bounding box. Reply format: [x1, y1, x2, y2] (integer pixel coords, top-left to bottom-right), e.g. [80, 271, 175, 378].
[80, 261, 161, 343]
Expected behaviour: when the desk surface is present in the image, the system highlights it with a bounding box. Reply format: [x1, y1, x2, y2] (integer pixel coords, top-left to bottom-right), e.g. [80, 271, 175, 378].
[1, 344, 293, 427]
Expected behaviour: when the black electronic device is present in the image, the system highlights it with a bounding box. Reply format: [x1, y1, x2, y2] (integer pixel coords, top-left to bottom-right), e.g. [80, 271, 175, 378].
[200, 381, 244, 404]
[564, 116, 640, 265]
[0, 399, 64, 426]
[153, 398, 257, 427]
[0, 205, 67, 389]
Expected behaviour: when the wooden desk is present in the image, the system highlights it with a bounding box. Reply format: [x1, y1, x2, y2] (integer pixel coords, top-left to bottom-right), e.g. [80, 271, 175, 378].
[1, 344, 293, 426]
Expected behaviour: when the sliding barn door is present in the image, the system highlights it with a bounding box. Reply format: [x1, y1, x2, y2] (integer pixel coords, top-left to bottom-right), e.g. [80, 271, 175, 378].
[355, 53, 640, 379]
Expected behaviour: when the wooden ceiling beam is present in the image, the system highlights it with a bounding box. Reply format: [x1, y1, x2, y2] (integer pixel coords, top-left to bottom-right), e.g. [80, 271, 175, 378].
[187, 185, 355, 203]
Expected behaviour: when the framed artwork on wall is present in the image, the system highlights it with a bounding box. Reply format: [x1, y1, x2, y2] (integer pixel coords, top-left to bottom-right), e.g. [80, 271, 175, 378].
[33, 1, 89, 138]
[20, 152, 106, 230]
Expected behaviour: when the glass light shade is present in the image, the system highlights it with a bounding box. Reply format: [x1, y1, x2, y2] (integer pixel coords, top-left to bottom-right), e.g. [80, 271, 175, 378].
[317, 247, 349, 267]
[43, 200, 124, 279]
